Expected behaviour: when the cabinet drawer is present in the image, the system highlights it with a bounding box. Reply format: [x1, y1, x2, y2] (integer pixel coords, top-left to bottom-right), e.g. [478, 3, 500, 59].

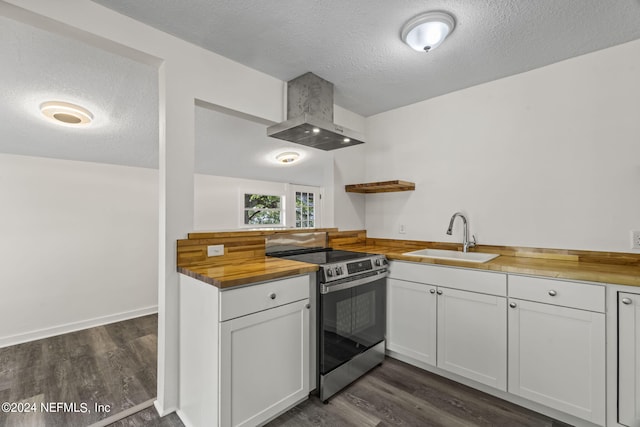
[508, 275, 604, 312]
[220, 275, 310, 321]
[389, 261, 506, 296]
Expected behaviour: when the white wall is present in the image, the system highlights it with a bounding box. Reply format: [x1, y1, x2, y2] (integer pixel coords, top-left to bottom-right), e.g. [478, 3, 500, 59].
[194, 175, 287, 230]
[330, 105, 367, 230]
[0, 154, 158, 347]
[365, 39, 640, 252]
[332, 144, 366, 230]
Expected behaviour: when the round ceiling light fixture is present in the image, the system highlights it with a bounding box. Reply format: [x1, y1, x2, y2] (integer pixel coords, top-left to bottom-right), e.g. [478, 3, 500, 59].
[40, 101, 94, 126]
[275, 151, 300, 164]
[401, 11, 455, 53]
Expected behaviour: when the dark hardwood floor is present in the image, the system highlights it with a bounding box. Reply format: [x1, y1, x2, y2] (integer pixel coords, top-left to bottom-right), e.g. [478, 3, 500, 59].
[0, 314, 158, 427]
[267, 358, 571, 427]
[106, 406, 183, 427]
[2, 315, 570, 427]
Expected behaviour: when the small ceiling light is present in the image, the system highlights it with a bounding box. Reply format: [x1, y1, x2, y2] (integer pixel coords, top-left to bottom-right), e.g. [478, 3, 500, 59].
[401, 11, 455, 53]
[275, 151, 300, 164]
[342, 138, 351, 144]
[40, 101, 93, 126]
[312, 127, 320, 134]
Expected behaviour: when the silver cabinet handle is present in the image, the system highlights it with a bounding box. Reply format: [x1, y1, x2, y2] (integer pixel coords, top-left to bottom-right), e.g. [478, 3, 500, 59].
[429, 289, 436, 294]
[436, 290, 443, 295]
[548, 290, 557, 297]
[622, 298, 632, 305]
[269, 292, 276, 300]
[305, 303, 311, 309]
[509, 302, 517, 308]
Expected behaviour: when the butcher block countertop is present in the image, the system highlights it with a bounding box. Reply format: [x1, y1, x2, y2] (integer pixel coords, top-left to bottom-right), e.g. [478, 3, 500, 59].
[178, 256, 318, 289]
[334, 240, 640, 288]
[177, 229, 640, 289]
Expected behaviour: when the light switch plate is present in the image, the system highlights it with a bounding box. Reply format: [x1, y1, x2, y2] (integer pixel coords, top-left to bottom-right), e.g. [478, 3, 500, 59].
[207, 244, 224, 257]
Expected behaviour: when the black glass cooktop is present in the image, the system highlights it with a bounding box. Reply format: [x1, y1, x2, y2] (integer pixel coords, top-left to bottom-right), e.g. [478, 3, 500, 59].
[273, 249, 375, 265]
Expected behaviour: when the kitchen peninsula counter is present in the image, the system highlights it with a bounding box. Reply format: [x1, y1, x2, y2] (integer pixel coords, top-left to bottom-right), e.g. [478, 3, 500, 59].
[178, 256, 318, 289]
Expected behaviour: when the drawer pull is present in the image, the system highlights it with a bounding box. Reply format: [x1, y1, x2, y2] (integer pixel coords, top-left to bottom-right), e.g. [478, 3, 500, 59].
[622, 298, 632, 305]
[269, 292, 276, 300]
[548, 290, 557, 297]
[429, 289, 436, 294]
[436, 290, 443, 295]
[305, 303, 311, 309]
[509, 302, 517, 308]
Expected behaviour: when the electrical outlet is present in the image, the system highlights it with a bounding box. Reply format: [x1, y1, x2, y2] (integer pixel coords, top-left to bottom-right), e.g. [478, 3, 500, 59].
[399, 224, 406, 234]
[207, 244, 224, 257]
[632, 231, 640, 250]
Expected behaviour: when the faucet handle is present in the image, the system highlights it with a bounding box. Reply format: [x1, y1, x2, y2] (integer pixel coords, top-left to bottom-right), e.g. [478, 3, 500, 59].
[470, 235, 477, 248]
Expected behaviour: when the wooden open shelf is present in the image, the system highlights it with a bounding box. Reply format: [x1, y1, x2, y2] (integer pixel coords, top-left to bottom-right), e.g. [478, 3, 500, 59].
[345, 180, 416, 194]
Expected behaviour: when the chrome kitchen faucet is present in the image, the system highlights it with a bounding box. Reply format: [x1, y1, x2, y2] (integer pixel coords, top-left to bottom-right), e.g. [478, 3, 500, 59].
[446, 212, 476, 253]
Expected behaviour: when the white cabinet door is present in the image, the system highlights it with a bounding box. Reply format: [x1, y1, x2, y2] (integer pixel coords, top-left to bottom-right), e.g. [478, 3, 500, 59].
[437, 287, 507, 391]
[619, 292, 640, 427]
[508, 299, 605, 425]
[220, 299, 309, 427]
[386, 278, 437, 366]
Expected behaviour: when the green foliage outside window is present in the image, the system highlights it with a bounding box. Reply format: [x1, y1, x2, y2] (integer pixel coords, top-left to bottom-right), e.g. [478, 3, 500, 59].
[244, 194, 282, 225]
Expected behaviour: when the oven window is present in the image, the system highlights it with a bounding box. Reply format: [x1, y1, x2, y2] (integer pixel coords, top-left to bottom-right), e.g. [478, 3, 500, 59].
[320, 278, 386, 375]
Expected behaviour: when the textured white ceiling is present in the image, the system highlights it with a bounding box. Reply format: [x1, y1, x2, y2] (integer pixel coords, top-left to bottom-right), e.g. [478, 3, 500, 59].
[90, 0, 640, 116]
[0, 16, 159, 168]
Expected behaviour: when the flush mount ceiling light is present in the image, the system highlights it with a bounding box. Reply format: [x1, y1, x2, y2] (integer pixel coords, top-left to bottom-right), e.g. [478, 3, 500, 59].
[401, 11, 455, 53]
[275, 151, 300, 164]
[40, 101, 93, 126]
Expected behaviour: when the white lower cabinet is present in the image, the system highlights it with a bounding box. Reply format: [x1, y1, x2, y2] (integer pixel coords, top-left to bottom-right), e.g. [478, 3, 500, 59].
[619, 291, 640, 427]
[220, 299, 309, 427]
[437, 287, 507, 391]
[178, 274, 310, 427]
[386, 278, 437, 366]
[508, 275, 606, 426]
[387, 262, 507, 390]
[387, 262, 613, 426]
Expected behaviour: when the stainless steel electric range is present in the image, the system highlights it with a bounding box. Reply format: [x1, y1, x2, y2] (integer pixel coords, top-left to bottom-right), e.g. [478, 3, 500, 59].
[270, 246, 388, 402]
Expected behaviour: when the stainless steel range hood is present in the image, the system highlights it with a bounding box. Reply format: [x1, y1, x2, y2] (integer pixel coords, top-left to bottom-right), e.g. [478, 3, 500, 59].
[267, 72, 365, 151]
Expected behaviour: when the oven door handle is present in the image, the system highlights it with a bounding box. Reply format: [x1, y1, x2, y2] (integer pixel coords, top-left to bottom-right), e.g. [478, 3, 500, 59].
[320, 270, 387, 294]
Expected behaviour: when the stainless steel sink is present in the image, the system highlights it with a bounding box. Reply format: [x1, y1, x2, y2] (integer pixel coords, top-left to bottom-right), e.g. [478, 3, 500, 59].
[402, 248, 499, 263]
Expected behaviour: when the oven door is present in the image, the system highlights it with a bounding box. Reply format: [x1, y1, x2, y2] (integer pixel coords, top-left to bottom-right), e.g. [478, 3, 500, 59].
[319, 272, 386, 376]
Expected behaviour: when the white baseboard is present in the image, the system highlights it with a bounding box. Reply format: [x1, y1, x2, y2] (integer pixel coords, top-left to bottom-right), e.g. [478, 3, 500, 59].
[175, 409, 194, 427]
[156, 400, 178, 419]
[87, 398, 156, 427]
[0, 305, 158, 348]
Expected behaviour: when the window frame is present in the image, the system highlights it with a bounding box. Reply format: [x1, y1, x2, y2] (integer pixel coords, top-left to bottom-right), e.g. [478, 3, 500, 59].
[287, 184, 322, 229]
[240, 192, 285, 228]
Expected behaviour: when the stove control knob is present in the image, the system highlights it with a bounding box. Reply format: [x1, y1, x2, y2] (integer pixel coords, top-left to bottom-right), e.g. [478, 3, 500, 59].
[336, 266, 343, 275]
[375, 258, 383, 266]
[326, 268, 333, 277]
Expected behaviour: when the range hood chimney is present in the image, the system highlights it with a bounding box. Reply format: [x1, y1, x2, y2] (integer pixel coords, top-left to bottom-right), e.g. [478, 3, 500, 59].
[267, 72, 365, 151]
